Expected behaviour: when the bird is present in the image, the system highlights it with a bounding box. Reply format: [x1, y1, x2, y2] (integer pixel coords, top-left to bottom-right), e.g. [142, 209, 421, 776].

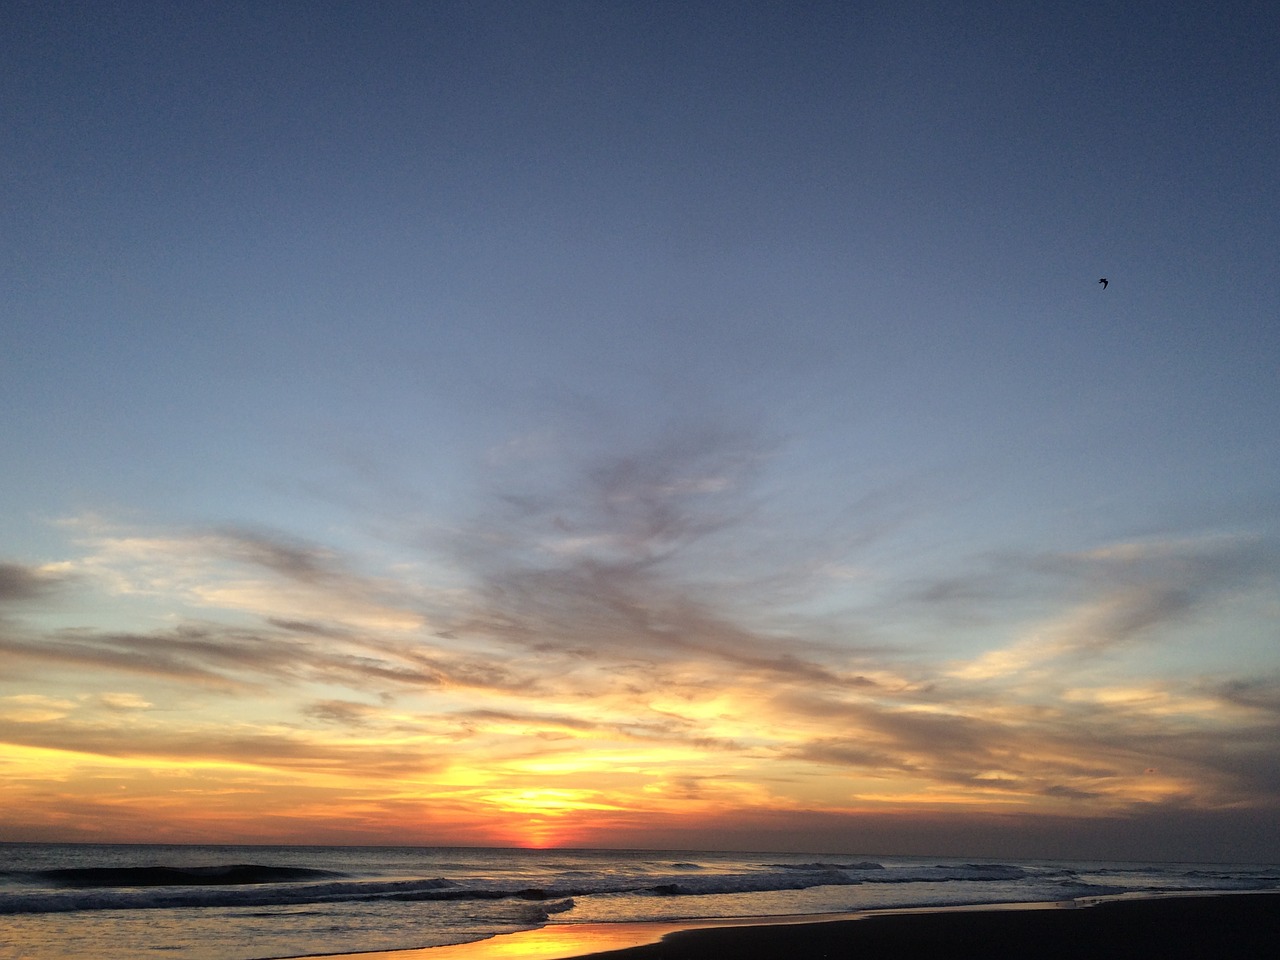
[1099, 278, 1108, 289]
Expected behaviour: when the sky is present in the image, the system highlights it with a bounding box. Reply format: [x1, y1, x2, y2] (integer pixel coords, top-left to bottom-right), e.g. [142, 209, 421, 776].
[2, 0, 1278, 861]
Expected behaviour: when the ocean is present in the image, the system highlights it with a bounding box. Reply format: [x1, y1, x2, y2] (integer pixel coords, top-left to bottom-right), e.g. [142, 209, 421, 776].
[2, 844, 1277, 960]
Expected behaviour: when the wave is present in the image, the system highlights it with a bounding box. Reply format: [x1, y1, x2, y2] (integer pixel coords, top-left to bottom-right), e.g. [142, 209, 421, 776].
[4, 856, 1274, 917]
[21, 864, 344, 888]
[770, 861, 884, 871]
[646, 868, 856, 896]
[0, 861, 1040, 915]
[0, 864, 884, 915]
[0, 875, 457, 915]
[851, 863, 1030, 884]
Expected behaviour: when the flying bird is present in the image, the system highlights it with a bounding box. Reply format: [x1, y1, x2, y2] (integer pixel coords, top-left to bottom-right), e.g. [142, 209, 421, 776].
[1099, 278, 1108, 289]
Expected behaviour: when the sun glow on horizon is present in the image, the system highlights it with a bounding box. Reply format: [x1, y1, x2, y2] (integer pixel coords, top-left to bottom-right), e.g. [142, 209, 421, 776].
[3, 496, 1278, 858]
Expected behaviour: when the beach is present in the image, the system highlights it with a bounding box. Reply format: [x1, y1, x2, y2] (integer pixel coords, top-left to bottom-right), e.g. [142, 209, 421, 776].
[315, 894, 1280, 960]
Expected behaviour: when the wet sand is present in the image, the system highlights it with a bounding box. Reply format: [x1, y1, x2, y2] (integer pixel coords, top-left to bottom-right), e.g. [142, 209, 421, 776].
[310, 892, 1280, 960]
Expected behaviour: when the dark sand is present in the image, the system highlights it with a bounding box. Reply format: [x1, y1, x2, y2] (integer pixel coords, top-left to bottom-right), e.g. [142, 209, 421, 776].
[577, 894, 1280, 960]
[316, 893, 1279, 960]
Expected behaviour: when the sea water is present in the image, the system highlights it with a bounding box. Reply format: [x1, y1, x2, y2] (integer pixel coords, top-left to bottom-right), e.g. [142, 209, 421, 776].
[1, 844, 1277, 960]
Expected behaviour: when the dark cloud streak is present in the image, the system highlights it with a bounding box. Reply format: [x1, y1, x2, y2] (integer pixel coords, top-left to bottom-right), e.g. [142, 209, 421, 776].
[0, 562, 69, 602]
[0, 620, 528, 697]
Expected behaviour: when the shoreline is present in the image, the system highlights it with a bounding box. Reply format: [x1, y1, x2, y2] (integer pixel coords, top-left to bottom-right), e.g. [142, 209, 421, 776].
[301, 891, 1280, 960]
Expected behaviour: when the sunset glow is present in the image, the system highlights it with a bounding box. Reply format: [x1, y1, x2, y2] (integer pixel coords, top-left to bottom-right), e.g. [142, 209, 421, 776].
[3, 510, 1277, 856]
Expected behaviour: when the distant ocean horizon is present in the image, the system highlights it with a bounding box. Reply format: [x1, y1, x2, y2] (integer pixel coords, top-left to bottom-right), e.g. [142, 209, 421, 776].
[2, 843, 1278, 960]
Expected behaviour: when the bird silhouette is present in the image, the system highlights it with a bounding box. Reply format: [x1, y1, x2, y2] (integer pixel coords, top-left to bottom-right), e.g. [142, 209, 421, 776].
[1099, 278, 1108, 289]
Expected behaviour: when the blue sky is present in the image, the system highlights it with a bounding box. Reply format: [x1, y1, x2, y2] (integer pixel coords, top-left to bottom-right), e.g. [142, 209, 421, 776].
[2, 1, 1278, 858]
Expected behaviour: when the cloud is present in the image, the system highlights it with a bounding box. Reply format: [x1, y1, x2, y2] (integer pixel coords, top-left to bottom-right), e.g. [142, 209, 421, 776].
[214, 528, 340, 583]
[1214, 676, 1280, 715]
[766, 662, 1280, 814]
[466, 423, 765, 569]
[0, 562, 70, 602]
[0, 718, 450, 779]
[54, 523, 429, 632]
[0, 619, 528, 697]
[951, 582, 1194, 680]
[439, 425, 894, 703]
[945, 533, 1280, 680]
[787, 738, 906, 772]
[303, 699, 384, 726]
[96, 692, 153, 711]
[4, 427, 1280, 852]
[0, 694, 77, 723]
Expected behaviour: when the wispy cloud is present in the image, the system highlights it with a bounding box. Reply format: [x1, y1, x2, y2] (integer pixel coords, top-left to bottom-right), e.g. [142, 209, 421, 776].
[3, 431, 1279, 851]
[943, 533, 1278, 680]
[0, 619, 530, 697]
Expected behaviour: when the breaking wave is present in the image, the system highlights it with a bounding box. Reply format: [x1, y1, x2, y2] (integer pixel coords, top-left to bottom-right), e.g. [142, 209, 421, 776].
[3, 855, 1276, 917]
[0, 859, 1025, 915]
